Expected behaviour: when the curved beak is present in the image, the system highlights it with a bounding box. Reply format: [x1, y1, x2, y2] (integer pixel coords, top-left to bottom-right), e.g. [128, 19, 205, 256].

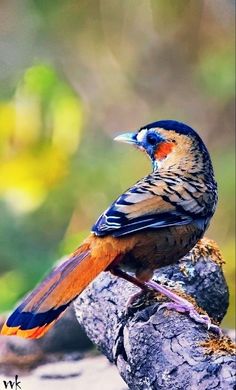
[114, 132, 137, 145]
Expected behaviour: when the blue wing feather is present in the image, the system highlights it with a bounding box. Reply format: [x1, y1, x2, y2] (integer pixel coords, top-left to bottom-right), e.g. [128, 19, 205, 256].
[92, 189, 193, 237]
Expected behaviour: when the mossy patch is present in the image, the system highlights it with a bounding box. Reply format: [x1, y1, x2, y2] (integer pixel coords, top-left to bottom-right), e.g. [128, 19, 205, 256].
[201, 335, 236, 356]
[191, 237, 225, 267]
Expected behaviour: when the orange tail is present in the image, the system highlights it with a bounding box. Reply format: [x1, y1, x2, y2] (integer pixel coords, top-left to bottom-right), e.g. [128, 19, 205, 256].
[1, 235, 119, 339]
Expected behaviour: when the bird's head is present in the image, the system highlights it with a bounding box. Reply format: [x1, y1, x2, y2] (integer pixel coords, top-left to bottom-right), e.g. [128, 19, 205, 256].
[114, 120, 209, 171]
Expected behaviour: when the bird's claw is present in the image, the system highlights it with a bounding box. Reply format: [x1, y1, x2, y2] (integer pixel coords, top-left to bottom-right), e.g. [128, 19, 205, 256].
[158, 301, 222, 336]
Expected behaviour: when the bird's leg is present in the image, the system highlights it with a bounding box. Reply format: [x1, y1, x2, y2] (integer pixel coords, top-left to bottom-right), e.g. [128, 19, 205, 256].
[145, 280, 222, 335]
[110, 267, 147, 290]
[110, 268, 221, 335]
[110, 268, 149, 307]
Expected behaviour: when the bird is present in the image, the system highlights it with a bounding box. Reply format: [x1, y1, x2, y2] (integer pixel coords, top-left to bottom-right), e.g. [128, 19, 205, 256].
[1, 120, 219, 339]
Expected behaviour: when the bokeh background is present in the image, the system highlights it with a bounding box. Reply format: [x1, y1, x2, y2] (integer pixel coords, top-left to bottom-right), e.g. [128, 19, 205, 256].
[0, 0, 235, 328]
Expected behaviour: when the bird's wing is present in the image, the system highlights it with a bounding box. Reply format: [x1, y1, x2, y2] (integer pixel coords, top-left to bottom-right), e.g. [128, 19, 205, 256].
[92, 171, 212, 237]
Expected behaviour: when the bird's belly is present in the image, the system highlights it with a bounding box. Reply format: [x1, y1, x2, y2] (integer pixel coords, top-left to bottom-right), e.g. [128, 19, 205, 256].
[119, 223, 203, 280]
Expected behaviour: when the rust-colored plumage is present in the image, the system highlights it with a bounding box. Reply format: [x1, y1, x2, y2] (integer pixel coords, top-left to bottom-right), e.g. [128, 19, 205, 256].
[1, 120, 218, 338]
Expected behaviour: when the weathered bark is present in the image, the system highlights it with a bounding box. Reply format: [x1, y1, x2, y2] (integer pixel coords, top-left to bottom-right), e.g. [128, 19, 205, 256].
[75, 239, 235, 390]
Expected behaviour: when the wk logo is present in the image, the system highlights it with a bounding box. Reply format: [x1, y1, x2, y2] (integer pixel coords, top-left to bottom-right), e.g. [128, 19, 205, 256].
[2, 375, 21, 390]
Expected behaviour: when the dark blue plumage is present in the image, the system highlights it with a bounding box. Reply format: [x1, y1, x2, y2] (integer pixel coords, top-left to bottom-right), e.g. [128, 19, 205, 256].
[141, 120, 201, 139]
[6, 303, 69, 330]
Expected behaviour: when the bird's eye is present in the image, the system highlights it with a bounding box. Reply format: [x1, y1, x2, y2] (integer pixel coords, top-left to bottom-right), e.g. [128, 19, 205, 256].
[146, 133, 158, 145]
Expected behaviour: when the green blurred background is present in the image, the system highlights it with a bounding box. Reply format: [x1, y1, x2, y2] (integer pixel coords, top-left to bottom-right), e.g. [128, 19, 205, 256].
[0, 1, 235, 328]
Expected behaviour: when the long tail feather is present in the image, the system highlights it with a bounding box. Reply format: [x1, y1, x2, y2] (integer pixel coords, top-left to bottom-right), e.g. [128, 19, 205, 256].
[1, 237, 117, 339]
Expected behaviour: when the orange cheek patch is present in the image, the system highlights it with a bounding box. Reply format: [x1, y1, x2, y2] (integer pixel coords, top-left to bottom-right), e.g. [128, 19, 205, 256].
[155, 141, 174, 160]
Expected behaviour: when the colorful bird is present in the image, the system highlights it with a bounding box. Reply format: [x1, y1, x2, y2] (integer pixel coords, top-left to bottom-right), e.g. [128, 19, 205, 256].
[1, 120, 219, 339]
